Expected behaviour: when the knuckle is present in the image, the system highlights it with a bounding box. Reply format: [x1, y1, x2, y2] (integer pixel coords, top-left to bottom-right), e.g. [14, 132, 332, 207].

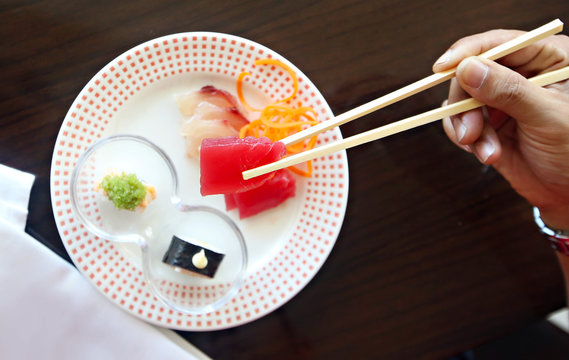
[559, 49, 569, 65]
[553, 46, 569, 66]
[493, 72, 524, 105]
[544, 43, 567, 64]
[549, 35, 569, 67]
[555, 34, 569, 48]
[449, 37, 468, 50]
[450, 33, 484, 52]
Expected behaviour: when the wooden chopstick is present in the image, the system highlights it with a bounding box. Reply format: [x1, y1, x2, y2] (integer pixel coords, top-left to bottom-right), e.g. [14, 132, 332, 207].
[243, 65, 569, 180]
[280, 19, 563, 147]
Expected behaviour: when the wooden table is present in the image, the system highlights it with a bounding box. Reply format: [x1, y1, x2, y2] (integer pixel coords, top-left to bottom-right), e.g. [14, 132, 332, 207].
[2, 1, 569, 359]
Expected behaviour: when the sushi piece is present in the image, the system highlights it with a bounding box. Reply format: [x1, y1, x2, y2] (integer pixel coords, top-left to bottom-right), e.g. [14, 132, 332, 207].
[177, 85, 246, 118]
[224, 193, 238, 211]
[180, 108, 243, 158]
[162, 235, 225, 278]
[177, 85, 249, 158]
[199, 136, 286, 196]
[94, 170, 156, 211]
[225, 169, 296, 219]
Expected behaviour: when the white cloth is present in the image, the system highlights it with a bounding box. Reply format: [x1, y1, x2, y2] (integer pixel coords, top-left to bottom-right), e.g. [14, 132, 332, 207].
[0, 164, 208, 360]
[0, 164, 35, 229]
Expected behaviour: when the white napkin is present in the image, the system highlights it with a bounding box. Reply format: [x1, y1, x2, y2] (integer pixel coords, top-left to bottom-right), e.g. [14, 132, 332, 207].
[0, 164, 209, 360]
[0, 164, 35, 229]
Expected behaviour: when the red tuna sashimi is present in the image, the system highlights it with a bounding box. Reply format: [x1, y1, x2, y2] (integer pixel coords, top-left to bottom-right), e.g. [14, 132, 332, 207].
[200, 136, 286, 196]
[224, 193, 237, 211]
[226, 169, 296, 219]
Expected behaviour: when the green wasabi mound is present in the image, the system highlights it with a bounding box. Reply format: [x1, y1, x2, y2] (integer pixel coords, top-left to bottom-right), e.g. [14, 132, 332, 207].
[100, 172, 147, 210]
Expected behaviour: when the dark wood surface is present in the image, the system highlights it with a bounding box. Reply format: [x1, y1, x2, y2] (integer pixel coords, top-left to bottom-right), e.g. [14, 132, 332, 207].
[2, 1, 569, 359]
[474, 320, 569, 359]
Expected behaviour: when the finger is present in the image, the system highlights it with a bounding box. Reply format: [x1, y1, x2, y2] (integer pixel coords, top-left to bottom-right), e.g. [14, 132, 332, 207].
[448, 77, 469, 103]
[545, 78, 569, 93]
[504, 34, 569, 75]
[433, 30, 569, 74]
[471, 122, 502, 165]
[452, 108, 485, 145]
[433, 29, 524, 72]
[486, 107, 510, 129]
[441, 114, 472, 153]
[455, 56, 554, 127]
[448, 78, 484, 145]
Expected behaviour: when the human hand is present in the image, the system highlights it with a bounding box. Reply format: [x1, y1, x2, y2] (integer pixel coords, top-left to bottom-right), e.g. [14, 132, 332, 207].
[434, 30, 569, 229]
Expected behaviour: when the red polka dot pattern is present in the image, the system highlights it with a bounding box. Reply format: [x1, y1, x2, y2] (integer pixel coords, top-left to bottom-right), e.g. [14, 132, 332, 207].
[50, 32, 349, 331]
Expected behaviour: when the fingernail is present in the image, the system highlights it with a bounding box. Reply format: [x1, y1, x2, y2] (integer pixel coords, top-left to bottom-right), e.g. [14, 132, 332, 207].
[434, 49, 453, 68]
[452, 117, 467, 142]
[457, 57, 488, 89]
[475, 139, 495, 162]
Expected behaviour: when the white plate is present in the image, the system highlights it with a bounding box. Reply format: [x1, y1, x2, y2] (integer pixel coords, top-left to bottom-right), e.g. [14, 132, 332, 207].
[50, 32, 349, 330]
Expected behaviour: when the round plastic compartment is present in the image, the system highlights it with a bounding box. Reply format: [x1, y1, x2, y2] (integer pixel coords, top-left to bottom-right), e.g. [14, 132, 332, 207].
[70, 134, 247, 315]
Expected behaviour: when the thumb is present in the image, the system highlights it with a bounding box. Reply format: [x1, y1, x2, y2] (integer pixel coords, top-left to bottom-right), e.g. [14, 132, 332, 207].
[456, 56, 551, 126]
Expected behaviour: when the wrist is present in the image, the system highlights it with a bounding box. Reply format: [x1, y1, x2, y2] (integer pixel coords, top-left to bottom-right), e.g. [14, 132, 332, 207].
[538, 204, 569, 232]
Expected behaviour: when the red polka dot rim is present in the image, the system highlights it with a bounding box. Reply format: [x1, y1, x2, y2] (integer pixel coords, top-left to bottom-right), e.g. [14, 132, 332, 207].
[50, 32, 349, 331]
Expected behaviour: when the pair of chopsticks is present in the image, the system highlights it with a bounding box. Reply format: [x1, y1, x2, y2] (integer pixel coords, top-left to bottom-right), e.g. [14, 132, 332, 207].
[242, 19, 568, 180]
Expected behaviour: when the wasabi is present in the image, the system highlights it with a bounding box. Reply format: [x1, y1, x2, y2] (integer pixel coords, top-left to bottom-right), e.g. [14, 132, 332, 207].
[96, 170, 156, 211]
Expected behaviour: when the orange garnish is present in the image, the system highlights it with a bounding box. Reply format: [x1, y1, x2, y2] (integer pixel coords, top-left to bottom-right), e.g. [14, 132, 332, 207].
[237, 58, 318, 177]
[254, 58, 299, 103]
[236, 71, 259, 112]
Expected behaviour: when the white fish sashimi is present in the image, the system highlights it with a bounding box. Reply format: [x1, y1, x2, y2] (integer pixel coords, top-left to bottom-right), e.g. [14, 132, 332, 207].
[177, 85, 249, 158]
[176, 88, 236, 116]
[181, 116, 239, 158]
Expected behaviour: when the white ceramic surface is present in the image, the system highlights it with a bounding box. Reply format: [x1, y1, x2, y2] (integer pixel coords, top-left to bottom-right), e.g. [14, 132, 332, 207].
[51, 32, 349, 330]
